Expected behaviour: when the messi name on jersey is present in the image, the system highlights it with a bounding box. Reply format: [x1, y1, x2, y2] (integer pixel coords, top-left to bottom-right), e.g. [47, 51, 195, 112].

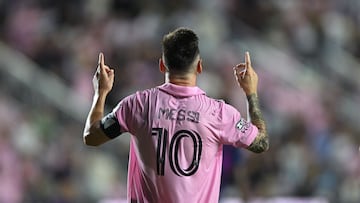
[158, 107, 199, 123]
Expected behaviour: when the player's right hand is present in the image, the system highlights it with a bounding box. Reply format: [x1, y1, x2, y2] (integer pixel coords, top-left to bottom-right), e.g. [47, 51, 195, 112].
[233, 51, 258, 95]
[93, 52, 115, 95]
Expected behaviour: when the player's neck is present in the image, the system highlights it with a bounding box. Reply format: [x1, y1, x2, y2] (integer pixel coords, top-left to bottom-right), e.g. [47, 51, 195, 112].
[165, 73, 197, 87]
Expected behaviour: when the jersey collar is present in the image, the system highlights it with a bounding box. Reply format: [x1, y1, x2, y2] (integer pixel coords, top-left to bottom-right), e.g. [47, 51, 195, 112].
[158, 83, 206, 98]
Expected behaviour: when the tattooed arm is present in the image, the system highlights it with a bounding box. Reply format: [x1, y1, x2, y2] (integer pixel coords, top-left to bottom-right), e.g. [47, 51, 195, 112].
[246, 93, 269, 153]
[234, 52, 269, 153]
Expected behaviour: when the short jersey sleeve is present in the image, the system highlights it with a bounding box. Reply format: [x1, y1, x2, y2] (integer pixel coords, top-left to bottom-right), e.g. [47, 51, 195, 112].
[100, 96, 133, 139]
[112, 92, 147, 136]
[218, 102, 258, 148]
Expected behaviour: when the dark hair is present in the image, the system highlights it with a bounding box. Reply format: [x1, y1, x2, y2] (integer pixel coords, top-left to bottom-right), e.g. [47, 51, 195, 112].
[162, 27, 200, 74]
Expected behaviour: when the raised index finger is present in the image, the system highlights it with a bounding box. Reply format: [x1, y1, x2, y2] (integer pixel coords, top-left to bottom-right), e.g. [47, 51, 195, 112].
[245, 51, 251, 68]
[98, 52, 105, 67]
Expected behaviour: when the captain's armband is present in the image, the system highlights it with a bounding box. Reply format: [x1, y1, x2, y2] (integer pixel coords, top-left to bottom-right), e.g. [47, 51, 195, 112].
[100, 112, 122, 139]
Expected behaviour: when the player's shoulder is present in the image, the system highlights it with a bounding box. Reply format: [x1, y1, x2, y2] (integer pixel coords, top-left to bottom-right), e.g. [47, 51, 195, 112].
[213, 98, 225, 104]
[125, 87, 160, 104]
[198, 96, 226, 115]
[134, 87, 159, 98]
[206, 97, 239, 114]
[117, 88, 156, 113]
[204, 96, 226, 106]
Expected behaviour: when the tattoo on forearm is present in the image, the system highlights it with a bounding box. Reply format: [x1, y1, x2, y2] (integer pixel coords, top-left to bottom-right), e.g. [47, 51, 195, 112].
[246, 93, 269, 153]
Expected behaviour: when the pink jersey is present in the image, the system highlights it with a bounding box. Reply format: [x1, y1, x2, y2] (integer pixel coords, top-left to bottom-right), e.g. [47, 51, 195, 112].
[112, 83, 258, 203]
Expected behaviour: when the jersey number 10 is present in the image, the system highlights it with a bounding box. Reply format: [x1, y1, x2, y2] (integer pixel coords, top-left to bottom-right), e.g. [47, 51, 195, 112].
[151, 128, 202, 176]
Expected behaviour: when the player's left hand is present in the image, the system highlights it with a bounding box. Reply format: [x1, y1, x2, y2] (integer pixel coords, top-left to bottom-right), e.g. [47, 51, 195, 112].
[93, 52, 115, 95]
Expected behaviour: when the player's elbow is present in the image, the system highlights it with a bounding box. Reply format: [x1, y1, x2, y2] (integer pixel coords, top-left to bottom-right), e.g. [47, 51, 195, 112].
[257, 137, 270, 153]
[250, 145, 269, 154]
[83, 126, 102, 146]
[247, 136, 269, 153]
[83, 136, 98, 146]
[83, 133, 100, 146]
[256, 141, 269, 153]
[83, 123, 111, 146]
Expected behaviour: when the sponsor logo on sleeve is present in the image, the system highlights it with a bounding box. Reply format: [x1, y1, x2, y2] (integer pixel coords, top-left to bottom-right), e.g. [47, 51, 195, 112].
[236, 118, 251, 134]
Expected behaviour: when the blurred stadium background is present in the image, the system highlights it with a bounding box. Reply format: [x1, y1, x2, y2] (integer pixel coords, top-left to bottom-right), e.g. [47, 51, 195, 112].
[0, 0, 359, 202]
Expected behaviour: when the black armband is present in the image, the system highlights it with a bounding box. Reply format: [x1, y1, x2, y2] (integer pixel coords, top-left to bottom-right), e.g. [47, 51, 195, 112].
[100, 112, 122, 139]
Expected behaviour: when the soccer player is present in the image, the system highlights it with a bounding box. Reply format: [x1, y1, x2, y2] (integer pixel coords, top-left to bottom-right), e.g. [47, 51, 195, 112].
[83, 28, 269, 203]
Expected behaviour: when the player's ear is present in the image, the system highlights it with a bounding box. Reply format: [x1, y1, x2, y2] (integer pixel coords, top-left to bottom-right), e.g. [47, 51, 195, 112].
[159, 58, 166, 73]
[196, 59, 202, 74]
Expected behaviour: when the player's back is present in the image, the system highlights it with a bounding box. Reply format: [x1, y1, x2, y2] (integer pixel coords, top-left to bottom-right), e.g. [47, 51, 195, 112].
[124, 83, 224, 203]
[117, 83, 257, 203]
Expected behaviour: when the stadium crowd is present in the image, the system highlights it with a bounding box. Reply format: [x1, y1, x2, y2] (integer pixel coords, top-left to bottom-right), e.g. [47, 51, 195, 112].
[0, 0, 359, 202]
